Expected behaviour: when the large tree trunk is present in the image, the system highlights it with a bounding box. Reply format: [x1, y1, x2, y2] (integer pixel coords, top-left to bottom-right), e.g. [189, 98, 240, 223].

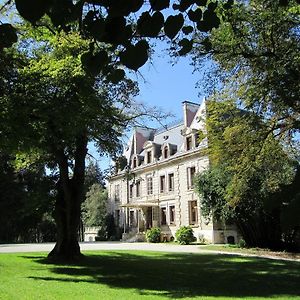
[48, 135, 87, 260]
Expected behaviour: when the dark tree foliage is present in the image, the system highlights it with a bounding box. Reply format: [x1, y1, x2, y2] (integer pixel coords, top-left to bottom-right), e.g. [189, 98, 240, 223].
[0, 152, 56, 243]
[0, 0, 234, 77]
[195, 100, 299, 250]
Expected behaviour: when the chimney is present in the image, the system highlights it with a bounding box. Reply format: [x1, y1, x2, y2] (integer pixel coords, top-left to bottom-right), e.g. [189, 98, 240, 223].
[182, 100, 200, 127]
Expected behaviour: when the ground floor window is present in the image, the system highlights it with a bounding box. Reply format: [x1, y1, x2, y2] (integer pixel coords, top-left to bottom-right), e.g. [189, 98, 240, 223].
[189, 200, 198, 225]
[129, 210, 135, 227]
[115, 210, 120, 226]
[169, 205, 175, 225]
[161, 207, 167, 225]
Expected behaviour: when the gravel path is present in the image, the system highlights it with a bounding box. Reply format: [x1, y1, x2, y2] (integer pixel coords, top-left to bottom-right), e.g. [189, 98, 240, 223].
[0, 242, 204, 254]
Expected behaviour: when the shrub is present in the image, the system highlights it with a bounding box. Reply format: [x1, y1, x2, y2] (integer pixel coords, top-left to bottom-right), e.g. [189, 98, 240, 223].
[145, 227, 161, 243]
[238, 238, 247, 248]
[175, 226, 196, 245]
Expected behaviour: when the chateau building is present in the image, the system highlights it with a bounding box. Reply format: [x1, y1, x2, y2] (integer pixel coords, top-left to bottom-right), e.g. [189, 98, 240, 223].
[107, 100, 238, 243]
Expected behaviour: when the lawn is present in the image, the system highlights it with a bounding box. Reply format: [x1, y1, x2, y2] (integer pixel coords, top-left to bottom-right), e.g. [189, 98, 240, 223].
[0, 250, 299, 300]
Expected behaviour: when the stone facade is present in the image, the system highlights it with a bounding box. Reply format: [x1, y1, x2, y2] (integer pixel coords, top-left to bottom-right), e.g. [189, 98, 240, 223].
[108, 100, 238, 243]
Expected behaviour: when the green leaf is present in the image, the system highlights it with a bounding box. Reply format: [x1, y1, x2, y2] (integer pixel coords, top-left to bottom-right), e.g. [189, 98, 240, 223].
[81, 50, 109, 75]
[88, 18, 106, 41]
[203, 9, 220, 30]
[0, 24, 17, 49]
[224, 0, 234, 10]
[150, 0, 170, 11]
[164, 14, 184, 40]
[178, 38, 193, 56]
[108, 0, 144, 17]
[106, 69, 126, 84]
[137, 12, 164, 37]
[207, 2, 218, 11]
[102, 17, 133, 45]
[195, 0, 207, 6]
[15, 0, 49, 24]
[188, 8, 202, 22]
[179, 0, 194, 12]
[47, 1, 78, 27]
[201, 37, 212, 51]
[120, 40, 149, 70]
[197, 20, 210, 32]
[182, 25, 194, 35]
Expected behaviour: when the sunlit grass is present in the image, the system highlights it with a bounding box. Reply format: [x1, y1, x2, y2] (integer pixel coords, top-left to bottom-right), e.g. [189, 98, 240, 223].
[0, 250, 299, 299]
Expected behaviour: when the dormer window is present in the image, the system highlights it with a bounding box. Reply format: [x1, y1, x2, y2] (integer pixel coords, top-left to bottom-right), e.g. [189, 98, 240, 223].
[186, 136, 192, 151]
[195, 133, 200, 147]
[147, 150, 152, 164]
[163, 146, 168, 159]
[133, 157, 137, 168]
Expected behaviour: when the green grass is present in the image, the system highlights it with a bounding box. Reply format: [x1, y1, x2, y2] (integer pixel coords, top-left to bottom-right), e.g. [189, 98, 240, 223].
[199, 244, 300, 259]
[0, 250, 299, 300]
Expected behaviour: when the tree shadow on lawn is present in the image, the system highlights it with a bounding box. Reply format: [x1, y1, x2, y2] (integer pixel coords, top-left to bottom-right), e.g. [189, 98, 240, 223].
[26, 251, 300, 299]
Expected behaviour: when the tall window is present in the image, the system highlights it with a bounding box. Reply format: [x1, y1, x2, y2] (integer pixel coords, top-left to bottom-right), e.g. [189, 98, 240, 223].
[115, 210, 120, 226]
[160, 175, 165, 193]
[169, 205, 175, 225]
[129, 184, 133, 198]
[147, 176, 153, 195]
[129, 210, 135, 227]
[189, 200, 198, 225]
[161, 207, 167, 225]
[195, 133, 200, 147]
[133, 157, 137, 168]
[147, 151, 152, 163]
[136, 180, 140, 197]
[186, 136, 192, 150]
[168, 173, 174, 192]
[187, 166, 196, 189]
[163, 146, 168, 159]
[115, 184, 120, 202]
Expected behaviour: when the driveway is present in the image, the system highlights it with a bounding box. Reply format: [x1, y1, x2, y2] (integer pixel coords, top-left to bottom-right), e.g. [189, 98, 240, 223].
[0, 242, 204, 254]
[1, 242, 299, 262]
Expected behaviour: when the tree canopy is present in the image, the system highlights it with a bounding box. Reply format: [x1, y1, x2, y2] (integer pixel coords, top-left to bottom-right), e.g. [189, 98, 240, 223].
[195, 99, 299, 249]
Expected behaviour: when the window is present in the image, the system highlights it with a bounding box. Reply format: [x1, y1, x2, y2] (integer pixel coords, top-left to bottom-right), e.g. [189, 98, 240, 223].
[136, 180, 141, 197]
[133, 157, 137, 168]
[160, 175, 165, 193]
[186, 136, 192, 150]
[168, 173, 174, 192]
[169, 205, 175, 225]
[195, 133, 200, 147]
[163, 146, 168, 159]
[129, 210, 135, 227]
[115, 184, 120, 202]
[147, 151, 152, 163]
[147, 176, 153, 195]
[187, 166, 196, 189]
[161, 207, 167, 225]
[115, 210, 120, 226]
[189, 200, 198, 225]
[129, 184, 133, 198]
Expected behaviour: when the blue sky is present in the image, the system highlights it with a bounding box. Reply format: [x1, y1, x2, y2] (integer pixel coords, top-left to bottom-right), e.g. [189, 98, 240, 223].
[92, 49, 207, 171]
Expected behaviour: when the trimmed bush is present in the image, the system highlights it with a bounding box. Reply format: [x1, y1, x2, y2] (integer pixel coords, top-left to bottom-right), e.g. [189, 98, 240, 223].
[145, 227, 161, 243]
[175, 226, 196, 245]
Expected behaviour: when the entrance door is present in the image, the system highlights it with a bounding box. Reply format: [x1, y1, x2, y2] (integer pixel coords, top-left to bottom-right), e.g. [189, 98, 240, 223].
[146, 207, 153, 229]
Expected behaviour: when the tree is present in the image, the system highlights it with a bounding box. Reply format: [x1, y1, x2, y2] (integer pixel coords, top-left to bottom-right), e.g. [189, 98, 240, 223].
[1, 0, 228, 76]
[192, 0, 300, 138]
[195, 99, 299, 249]
[82, 183, 107, 227]
[0, 26, 138, 259]
[0, 152, 56, 243]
